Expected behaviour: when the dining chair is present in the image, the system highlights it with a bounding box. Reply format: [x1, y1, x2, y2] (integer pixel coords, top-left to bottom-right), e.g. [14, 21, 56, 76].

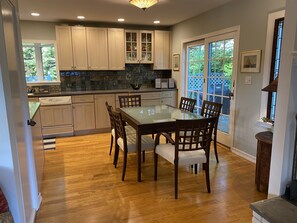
[201, 100, 222, 163]
[179, 97, 196, 112]
[154, 117, 216, 199]
[105, 102, 115, 156]
[119, 95, 141, 108]
[105, 102, 135, 157]
[112, 110, 155, 181]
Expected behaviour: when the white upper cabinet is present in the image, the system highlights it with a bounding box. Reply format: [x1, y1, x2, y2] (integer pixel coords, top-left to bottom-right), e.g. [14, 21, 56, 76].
[55, 26, 74, 70]
[56, 26, 88, 70]
[86, 27, 109, 70]
[125, 30, 154, 64]
[71, 26, 88, 70]
[56, 26, 109, 71]
[108, 28, 125, 70]
[153, 30, 171, 70]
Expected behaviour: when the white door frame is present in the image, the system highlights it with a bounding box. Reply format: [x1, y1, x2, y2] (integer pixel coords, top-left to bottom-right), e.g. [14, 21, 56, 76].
[181, 26, 240, 147]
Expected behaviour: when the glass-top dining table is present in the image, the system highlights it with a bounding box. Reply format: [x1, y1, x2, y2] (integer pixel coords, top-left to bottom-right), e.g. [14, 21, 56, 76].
[120, 104, 202, 182]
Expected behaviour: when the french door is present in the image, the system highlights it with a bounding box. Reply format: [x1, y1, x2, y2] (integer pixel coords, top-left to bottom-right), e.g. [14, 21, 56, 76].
[186, 32, 238, 147]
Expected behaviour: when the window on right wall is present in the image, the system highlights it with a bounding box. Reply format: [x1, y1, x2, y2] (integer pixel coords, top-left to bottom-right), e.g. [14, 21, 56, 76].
[266, 17, 284, 122]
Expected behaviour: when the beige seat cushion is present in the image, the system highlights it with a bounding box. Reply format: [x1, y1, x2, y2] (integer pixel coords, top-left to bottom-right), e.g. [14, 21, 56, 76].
[156, 143, 206, 166]
[112, 126, 136, 138]
[117, 135, 154, 153]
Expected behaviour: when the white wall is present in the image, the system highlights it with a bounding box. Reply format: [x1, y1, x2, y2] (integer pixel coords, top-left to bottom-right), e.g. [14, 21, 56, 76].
[171, 0, 285, 157]
[20, 21, 56, 40]
[269, 0, 297, 196]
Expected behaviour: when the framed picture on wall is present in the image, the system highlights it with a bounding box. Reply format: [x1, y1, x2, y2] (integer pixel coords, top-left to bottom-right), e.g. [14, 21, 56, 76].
[240, 50, 261, 73]
[173, 54, 180, 71]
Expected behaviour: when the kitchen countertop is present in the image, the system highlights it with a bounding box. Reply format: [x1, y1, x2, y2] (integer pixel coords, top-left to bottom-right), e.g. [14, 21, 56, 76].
[27, 88, 177, 97]
[250, 196, 297, 223]
[28, 102, 40, 119]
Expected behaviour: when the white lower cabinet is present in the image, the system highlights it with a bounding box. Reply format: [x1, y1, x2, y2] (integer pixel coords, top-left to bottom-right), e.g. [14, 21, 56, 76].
[161, 91, 177, 106]
[94, 94, 115, 129]
[73, 103, 95, 131]
[40, 105, 74, 136]
[37, 90, 176, 136]
[72, 95, 95, 132]
[115, 90, 177, 108]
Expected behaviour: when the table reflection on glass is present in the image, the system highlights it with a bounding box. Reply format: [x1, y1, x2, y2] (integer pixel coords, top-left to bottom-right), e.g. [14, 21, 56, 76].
[120, 104, 202, 182]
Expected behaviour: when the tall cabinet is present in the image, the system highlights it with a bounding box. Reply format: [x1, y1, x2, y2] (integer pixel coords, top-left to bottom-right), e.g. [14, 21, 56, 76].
[154, 30, 171, 70]
[55, 26, 74, 70]
[71, 26, 88, 70]
[108, 28, 125, 70]
[86, 27, 109, 70]
[55, 26, 88, 70]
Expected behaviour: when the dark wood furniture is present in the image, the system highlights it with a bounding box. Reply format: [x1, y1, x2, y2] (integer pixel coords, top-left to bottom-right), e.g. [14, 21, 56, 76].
[201, 100, 222, 163]
[154, 117, 216, 199]
[179, 97, 196, 112]
[105, 102, 115, 156]
[112, 110, 154, 181]
[119, 95, 141, 108]
[255, 131, 273, 192]
[120, 105, 202, 182]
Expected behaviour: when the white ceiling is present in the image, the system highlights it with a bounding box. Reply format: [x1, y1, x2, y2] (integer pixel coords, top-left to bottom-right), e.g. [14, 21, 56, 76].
[18, 0, 235, 26]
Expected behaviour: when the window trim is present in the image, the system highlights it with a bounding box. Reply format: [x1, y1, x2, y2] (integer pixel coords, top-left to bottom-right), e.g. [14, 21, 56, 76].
[22, 39, 60, 86]
[259, 10, 285, 125]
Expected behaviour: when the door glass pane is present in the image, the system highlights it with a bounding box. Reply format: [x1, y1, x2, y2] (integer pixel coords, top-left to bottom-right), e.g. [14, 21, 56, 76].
[207, 39, 234, 134]
[186, 44, 205, 113]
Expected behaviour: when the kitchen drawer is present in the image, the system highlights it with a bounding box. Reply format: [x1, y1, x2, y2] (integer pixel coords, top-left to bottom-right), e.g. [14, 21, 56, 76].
[138, 92, 161, 100]
[72, 95, 94, 103]
[142, 99, 161, 106]
[161, 91, 175, 98]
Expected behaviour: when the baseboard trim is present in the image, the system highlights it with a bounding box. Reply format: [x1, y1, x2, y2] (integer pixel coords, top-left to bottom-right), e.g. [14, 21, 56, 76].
[231, 147, 256, 163]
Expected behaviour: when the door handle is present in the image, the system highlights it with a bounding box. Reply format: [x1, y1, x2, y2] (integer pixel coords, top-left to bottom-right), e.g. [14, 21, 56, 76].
[229, 92, 234, 100]
[27, 119, 36, 126]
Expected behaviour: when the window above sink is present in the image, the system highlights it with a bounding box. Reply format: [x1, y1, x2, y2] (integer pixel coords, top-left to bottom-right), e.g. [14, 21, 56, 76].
[22, 40, 60, 85]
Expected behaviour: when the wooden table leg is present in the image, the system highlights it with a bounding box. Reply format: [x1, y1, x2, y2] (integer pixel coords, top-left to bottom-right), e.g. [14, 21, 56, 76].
[137, 130, 142, 182]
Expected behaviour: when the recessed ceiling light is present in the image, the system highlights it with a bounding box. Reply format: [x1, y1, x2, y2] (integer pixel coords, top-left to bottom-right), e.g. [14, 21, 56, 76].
[31, 13, 40, 17]
[77, 16, 85, 19]
[118, 18, 125, 22]
[154, 20, 160, 24]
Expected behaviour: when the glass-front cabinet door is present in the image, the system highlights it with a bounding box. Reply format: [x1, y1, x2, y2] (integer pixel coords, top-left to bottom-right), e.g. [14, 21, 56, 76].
[140, 31, 153, 63]
[125, 30, 138, 63]
[125, 30, 154, 64]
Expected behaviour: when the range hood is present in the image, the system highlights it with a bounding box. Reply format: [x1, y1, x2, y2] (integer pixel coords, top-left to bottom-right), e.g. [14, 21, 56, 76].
[262, 77, 278, 92]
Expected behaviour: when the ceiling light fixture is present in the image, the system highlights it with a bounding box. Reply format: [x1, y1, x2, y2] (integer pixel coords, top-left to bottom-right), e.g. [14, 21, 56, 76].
[129, 0, 159, 11]
[118, 18, 125, 22]
[77, 16, 85, 19]
[153, 20, 160, 24]
[31, 12, 40, 17]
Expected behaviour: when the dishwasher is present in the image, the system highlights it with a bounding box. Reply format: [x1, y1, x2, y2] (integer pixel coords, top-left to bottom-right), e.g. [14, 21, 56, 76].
[39, 96, 74, 139]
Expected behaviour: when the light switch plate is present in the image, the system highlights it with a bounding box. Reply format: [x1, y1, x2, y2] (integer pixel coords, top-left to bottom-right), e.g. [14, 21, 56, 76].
[245, 75, 252, 85]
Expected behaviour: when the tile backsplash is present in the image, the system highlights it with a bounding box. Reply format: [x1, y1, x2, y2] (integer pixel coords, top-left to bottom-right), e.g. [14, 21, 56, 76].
[29, 64, 171, 93]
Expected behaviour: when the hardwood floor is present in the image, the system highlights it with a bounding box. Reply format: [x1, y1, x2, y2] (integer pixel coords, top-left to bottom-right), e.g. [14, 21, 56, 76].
[35, 133, 266, 223]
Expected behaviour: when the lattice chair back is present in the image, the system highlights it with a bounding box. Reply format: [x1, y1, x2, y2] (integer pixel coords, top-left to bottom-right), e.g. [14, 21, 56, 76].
[112, 111, 127, 150]
[179, 97, 196, 112]
[119, 95, 141, 108]
[175, 118, 216, 156]
[105, 101, 115, 130]
[201, 100, 222, 121]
